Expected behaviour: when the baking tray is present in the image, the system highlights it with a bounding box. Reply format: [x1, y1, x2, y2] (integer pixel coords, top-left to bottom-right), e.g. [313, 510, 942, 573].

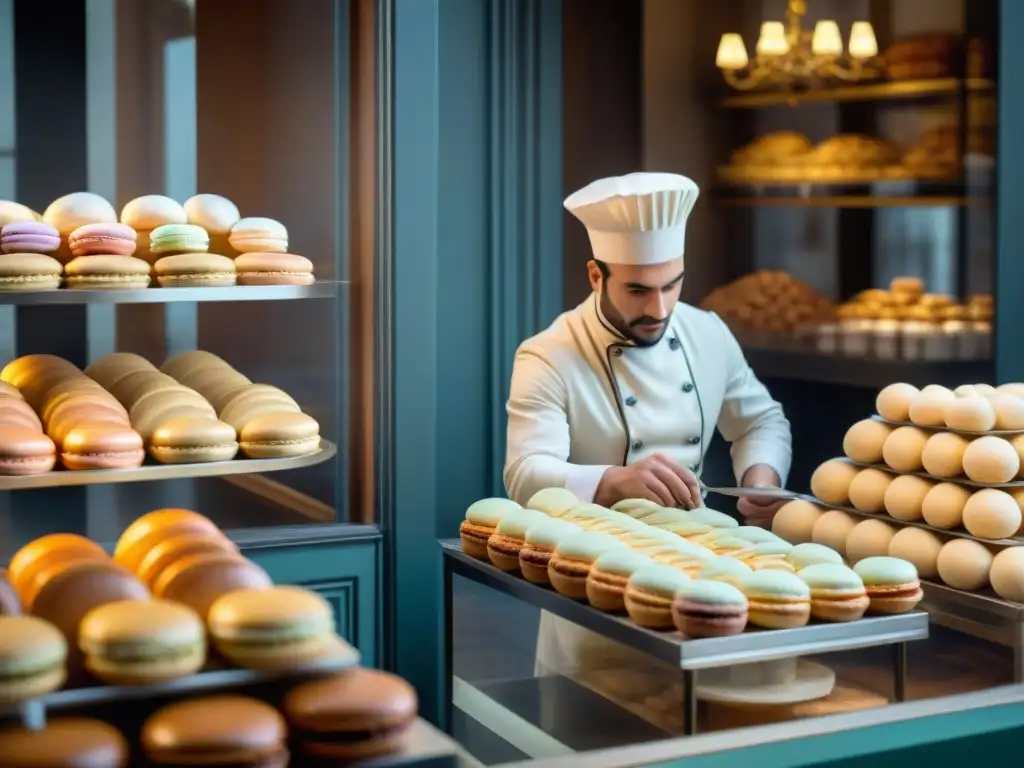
[813, 499, 1024, 547]
[839, 457, 1024, 489]
[0, 282, 341, 305]
[871, 414, 1024, 438]
[0, 439, 336, 490]
[440, 540, 928, 671]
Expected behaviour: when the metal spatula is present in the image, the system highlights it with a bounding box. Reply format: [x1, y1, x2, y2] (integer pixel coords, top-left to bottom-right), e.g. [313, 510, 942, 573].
[699, 483, 806, 501]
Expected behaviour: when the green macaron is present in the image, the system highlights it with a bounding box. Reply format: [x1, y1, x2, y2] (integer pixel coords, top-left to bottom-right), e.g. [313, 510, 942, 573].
[494, 509, 548, 538]
[731, 526, 783, 544]
[554, 531, 623, 560]
[150, 223, 210, 254]
[621, 528, 682, 549]
[612, 498, 664, 518]
[741, 570, 811, 599]
[643, 509, 693, 527]
[676, 578, 748, 605]
[465, 497, 523, 527]
[738, 541, 793, 558]
[787, 542, 844, 570]
[627, 564, 690, 596]
[688, 508, 739, 529]
[524, 519, 582, 548]
[853, 556, 919, 586]
[592, 549, 654, 576]
[697, 557, 753, 583]
[659, 519, 714, 537]
[526, 487, 580, 517]
[797, 563, 864, 591]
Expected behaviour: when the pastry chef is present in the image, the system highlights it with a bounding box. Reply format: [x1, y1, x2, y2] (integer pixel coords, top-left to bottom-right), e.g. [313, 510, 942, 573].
[503, 172, 793, 689]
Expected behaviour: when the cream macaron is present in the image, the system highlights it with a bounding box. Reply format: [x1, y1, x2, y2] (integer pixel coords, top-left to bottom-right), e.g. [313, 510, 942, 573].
[526, 487, 580, 518]
[548, 532, 623, 600]
[148, 417, 239, 464]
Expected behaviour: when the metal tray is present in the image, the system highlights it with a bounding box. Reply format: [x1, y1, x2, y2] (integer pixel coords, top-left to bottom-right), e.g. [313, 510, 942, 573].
[0, 282, 342, 305]
[440, 541, 928, 670]
[872, 414, 1024, 438]
[839, 457, 1024, 489]
[0, 439, 337, 490]
[814, 499, 1024, 547]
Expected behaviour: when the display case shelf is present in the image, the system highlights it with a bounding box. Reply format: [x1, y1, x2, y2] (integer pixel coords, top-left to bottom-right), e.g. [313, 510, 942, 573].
[0, 440, 336, 490]
[743, 347, 990, 389]
[712, 179, 984, 209]
[719, 78, 995, 109]
[0, 282, 343, 305]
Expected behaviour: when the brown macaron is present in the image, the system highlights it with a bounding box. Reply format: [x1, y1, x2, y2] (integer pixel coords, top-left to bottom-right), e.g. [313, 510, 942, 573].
[136, 532, 238, 590]
[0, 718, 129, 767]
[153, 552, 272, 621]
[60, 423, 145, 470]
[283, 668, 418, 760]
[142, 695, 288, 768]
[114, 508, 221, 572]
[8, 533, 108, 604]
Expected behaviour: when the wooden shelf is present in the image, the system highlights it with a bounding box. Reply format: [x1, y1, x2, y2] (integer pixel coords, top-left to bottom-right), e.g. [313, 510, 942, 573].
[719, 77, 995, 109]
[712, 178, 992, 209]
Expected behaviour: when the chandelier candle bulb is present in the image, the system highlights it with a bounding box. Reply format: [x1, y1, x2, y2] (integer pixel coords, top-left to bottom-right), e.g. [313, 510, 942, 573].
[848, 21, 878, 59]
[811, 20, 843, 57]
[756, 22, 789, 56]
[716, 34, 749, 70]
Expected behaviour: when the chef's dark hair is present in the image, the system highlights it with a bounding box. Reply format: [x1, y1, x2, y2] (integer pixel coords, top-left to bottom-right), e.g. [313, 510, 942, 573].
[594, 259, 611, 281]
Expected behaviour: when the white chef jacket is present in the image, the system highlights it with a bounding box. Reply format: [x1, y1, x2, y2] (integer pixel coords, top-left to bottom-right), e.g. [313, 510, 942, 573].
[503, 293, 792, 679]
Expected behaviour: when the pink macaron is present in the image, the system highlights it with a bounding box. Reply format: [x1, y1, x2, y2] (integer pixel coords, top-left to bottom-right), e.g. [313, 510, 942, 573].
[68, 223, 138, 257]
[0, 427, 57, 475]
[0, 222, 61, 254]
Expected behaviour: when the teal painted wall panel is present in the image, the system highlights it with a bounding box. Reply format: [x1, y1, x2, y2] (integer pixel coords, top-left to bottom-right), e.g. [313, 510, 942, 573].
[244, 538, 380, 668]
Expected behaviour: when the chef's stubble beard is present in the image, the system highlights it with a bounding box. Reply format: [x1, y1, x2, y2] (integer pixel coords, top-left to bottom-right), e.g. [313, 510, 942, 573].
[599, 287, 669, 348]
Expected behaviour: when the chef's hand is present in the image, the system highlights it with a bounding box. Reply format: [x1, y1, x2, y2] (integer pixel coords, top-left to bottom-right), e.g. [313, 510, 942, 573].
[595, 453, 702, 510]
[736, 464, 785, 529]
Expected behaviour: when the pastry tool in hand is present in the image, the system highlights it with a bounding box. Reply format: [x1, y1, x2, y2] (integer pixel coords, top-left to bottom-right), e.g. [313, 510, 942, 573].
[698, 483, 806, 502]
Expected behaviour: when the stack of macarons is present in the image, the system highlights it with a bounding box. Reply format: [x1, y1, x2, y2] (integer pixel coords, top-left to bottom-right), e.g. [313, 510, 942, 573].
[226, 215, 315, 286]
[0, 378, 56, 475]
[85, 351, 238, 464]
[458, 488, 924, 637]
[0, 219, 62, 291]
[160, 350, 322, 458]
[0, 354, 144, 472]
[148, 216, 237, 288]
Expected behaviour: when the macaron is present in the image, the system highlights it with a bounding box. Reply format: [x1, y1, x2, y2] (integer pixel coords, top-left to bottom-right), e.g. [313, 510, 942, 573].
[1, 221, 60, 254]
[0, 397, 42, 429]
[642, 509, 693, 528]
[696, 557, 753, 587]
[153, 553, 272, 621]
[560, 503, 616, 528]
[620, 527, 686, 551]
[283, 669, 418, 761]
[0, 200, 41, 226]
[588, 513, 647, 537]
[64, 254, 151, 290]
[68, 222, 137, 257]
[60, 423, 145, 470]
[610, 497, 664, 518]
[132, 397, 217, 443]
[159, 349, 232, 381]
[108, 371, 181, 408]
[0, 251, 62, 291]
[740, 570, 812, 629]
[624, 564, 691, 628]
[688, 507, 739, 529]
[458, 497, 523, 560]
[120, 194, 188, 263]
[0, 718, 128, 767]
[222, 395, 301, 434]
[154, 252, 238, 287]
[234, 252, 314, 286]
[147, 416, 238, 463]
[229, 217, 288, 253]
[238, 412, 321, 458]
[0, 381, 24, 400]
[0, 426, 57, 475]
[1, 353, 79, 388]
[7, 533, 108, 603]
[184, 193, 241, 254]
[142, 695, 287, 768]
[149, 223, 210, 255]
[78, 599, 205, 684]
[786, 542, 844, 571]
[114, 508, 221, 570]
[672, 579, 749, 638]
[797, 563, 870, 622]
[42, 192, 118, 262]
[135, 532, 238, 590]
[853, 556, 924, 613]
[585, 549, 654, 611]
[0, 615, 67, 702]
[658, 519, 714, 539]
[548, 532, 623, 600]
[486, 510, 548, 571]
[178, 369, 252, 412]
[518, 519, 581, 583]
[208, 586, 334, 669]
[648, 542, 714, 575]
[527, 487, 581, 517]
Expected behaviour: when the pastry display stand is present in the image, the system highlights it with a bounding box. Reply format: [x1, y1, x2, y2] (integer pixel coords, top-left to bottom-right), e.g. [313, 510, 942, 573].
[0, 283, 339, 305]
[440, 540, 929, 736]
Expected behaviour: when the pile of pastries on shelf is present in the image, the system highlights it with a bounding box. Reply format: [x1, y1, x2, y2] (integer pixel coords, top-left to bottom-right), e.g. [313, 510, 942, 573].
[0, 350, 321, 475]
[0, 509, 418, 764]
[880, 33, 993, 81]
[0, 193, 315, 292]
[778, 381, 1024, 604]
[718, 126, 992, 185]
[702, 272, 993, 361]
[699, 270, 837, 334]
[460, 488, 923, 638]
[822, 278, 993, 361]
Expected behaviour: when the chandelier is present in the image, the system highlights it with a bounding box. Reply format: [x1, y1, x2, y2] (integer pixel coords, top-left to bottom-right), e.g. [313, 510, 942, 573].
[716, 0, 879, 91]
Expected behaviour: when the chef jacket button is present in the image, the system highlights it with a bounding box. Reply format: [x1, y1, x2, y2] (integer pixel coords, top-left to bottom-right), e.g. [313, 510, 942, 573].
[624, 395, 637, 407]
[612, 346, 623, 358]
[688, 435, 701, 445]
[632, 439, 643, 451]
[681, 382, 694, 393]
[689, 464, 698, 471]
[668, 337, 680, 350]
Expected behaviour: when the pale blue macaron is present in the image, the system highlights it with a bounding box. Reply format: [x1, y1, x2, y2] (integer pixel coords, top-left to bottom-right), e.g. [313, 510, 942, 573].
[689, 508, 740, 529]
[150, 223, 210, 254]
[787, 542, 844, 570]
[465, 497, 522, 527]
[526, 487, 580, 517]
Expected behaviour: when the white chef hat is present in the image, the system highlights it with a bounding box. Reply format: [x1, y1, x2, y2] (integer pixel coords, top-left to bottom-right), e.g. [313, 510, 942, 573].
[563, 172, 699, 266]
